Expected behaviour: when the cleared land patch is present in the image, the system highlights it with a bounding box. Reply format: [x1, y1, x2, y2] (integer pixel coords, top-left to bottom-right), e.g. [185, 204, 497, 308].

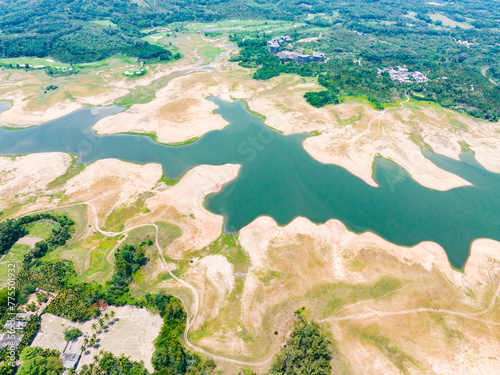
[32, 306, 163, 372]
[429, 13, 472, 28]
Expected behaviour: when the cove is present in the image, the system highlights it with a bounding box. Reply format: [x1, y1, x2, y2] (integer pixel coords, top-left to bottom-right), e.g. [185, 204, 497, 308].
[0, 102, 10, 114]
[0, 98, 499, 269]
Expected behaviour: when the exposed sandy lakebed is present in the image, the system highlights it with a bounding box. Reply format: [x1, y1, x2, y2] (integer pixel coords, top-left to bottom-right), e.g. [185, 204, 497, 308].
[1, 59, 500, 374]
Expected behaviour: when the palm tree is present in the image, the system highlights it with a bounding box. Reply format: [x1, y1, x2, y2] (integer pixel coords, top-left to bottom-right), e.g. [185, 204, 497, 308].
[91, 323, 97, 331]
[89, 333, 97, 347]
[110, 310, 115, 318]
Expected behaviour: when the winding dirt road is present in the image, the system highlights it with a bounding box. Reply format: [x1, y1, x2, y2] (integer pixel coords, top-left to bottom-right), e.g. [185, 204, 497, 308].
[21, 197, 500, 367]
[320, 273, 500, 326]
[351, 94, 410, 145]
[23, 202, 274, 366]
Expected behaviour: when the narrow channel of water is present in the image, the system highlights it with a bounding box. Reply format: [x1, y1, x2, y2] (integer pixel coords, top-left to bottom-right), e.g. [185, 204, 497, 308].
[0, 102, 10, 114]
[0, 98, 498, 269]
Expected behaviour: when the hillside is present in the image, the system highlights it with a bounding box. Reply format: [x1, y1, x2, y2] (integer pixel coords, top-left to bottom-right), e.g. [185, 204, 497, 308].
[1, 0, 499, 119]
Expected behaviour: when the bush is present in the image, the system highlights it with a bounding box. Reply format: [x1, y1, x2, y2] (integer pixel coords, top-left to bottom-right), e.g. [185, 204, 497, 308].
[267, 309, 332, 375]
[17, 347, 62, 375]
[36, 292, 48, 303]
[79, 351, 147, 375]
[304, 89, 340, 107]
[64, 327, 82, 342]
[0, 219, 27, 255]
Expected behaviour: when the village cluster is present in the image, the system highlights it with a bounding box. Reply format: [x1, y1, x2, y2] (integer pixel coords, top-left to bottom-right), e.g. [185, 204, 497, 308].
[267, 35, 325, 63]
[378, 66, 429, 83]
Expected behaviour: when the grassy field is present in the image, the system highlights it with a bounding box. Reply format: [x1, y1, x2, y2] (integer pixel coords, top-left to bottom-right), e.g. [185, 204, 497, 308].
[311, 277, 403, 318]
[104, 193, 153, 231]
[114, 69, 184, 108]
[178, 19, 300, 35]
[0, 244, 31, 280]
[352, 325, 418, 373]
[44, 205, 88, 244]
[199, 46, 223, 63]
[124, 226, 157, 246]
[114, 54, 197, 107]
[409, 133, 433, 151]
[0, 57, 71, 69]
[429, 14, 473, 29]
[25, 220, 60, 239]
[90, 20, 118, 28]
[156, 221, 182, 249]
[4, 243, 31, 262]
[75, 233, 119, 283]
[46, 157, 86, 190]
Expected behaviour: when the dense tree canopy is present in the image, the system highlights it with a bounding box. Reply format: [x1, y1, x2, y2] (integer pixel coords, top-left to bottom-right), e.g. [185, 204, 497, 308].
[79, 351, 148, 375]
[1, 0, 499, 117]
[268, 309, 332, 375]
[0, 219, 27, 255]
[17, 347, 63, 375]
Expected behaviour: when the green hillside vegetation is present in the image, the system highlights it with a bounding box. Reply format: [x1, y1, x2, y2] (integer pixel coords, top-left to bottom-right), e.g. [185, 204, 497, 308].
[0, 0, 181, 63]
[267, 308, 332, 375]
[0, 213, 218, 374]
[229, 20, 500, 120]
[17, 347, 63, 375]
[1, 0, 499, 118]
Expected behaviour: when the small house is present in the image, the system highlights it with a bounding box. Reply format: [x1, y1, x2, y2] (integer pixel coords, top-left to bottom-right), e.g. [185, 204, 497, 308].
[312, 52, 325, 62]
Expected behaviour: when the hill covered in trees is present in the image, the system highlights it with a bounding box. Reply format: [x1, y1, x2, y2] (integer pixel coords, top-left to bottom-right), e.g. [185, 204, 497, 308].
[0, 0, 183, 63]
[1, 0, 499, 116]
[2, 0, 499, 63]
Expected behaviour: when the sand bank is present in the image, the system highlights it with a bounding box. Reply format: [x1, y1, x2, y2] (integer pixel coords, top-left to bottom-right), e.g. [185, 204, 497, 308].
[144, 164, 240, 257]
[0, 153, 71, 210]
[93, 72, 229, 144]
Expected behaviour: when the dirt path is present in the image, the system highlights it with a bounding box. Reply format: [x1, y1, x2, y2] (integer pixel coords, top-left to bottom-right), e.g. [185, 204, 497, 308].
[320, 270, 500, 325]
[352, 93, 410, 144]
[21, 201, 500, 366]
[22, 202, 273, 366]
[481, 66, 498, 86]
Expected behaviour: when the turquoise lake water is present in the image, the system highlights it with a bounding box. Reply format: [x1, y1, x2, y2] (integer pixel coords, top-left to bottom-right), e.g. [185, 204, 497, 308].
[0, 97, 499, 269]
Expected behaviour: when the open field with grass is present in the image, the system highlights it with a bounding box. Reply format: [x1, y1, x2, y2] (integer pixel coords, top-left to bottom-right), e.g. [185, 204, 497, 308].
[25, 220, 60, 239]
[175, 19, 300, 34]
[0, 243, 31, 280]
[429, 13, 473, 29]
[90, 20, 117, 28]
[0, 57, 71, 69]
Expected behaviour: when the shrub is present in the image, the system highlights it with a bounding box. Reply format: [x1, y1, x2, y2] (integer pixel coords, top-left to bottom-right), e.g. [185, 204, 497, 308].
[64, 327, 83, 342]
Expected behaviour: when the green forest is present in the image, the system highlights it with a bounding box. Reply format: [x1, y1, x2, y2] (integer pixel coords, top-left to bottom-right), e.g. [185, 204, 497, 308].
[229, 20, 500, 120]
[1, 0, 499, 118]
